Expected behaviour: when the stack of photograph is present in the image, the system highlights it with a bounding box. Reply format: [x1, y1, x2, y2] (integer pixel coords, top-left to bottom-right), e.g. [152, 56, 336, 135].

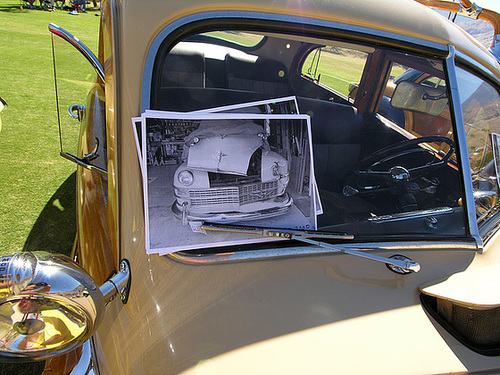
[133, 96, 322, 255]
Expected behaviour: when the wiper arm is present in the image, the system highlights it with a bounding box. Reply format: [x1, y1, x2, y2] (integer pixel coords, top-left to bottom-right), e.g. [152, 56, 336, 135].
[201, 223, 421, 273]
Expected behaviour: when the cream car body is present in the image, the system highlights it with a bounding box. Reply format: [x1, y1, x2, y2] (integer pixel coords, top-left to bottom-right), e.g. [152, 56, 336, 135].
[3, 0, 500, 374]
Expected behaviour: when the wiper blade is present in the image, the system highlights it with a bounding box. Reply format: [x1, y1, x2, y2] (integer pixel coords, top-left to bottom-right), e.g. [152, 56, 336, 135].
[201, 223, 421, 273]
[200, 223, 354, 240]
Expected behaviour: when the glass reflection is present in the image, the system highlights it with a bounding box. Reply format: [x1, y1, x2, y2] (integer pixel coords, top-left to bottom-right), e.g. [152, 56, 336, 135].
[0, 294, 88, 354]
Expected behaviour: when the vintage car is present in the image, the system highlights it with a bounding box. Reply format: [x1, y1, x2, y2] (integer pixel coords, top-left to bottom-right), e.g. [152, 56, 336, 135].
[171, 119, 292, 225]
[3, 0, 500, 373]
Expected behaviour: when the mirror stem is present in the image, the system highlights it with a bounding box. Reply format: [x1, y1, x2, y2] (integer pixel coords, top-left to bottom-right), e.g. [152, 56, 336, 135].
[100, 260, 131, 305]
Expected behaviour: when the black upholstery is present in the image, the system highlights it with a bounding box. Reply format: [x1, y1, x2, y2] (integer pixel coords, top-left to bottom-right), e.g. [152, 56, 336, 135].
[157, 48, 365, 194]
[155, 88, 271, 112]
[297, 97, 363, 193]
[224, 55, 290, 95]
[160, 49, 205, 88]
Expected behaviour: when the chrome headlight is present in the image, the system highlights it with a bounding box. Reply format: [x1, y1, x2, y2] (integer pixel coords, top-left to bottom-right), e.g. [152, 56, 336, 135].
[178, 170, 194, 186]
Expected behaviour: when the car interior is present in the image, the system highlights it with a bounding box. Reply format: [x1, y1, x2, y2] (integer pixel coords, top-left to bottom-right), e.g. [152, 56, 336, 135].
[149, 30, 467, 241]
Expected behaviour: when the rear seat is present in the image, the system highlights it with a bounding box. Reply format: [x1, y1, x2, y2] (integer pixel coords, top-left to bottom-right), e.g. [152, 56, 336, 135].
[156, 48, 364, 194]
[160, 47, 205, 88]
[159, 47, 291, 93]
[225, 55, 291, 95]
[156, 49, 293, 110]
[155, 87, 271, 112]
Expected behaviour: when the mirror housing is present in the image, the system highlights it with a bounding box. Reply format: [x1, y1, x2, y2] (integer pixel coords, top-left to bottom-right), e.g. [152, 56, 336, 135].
[0, 252, 129, 362]
[391, 80, 448, 116]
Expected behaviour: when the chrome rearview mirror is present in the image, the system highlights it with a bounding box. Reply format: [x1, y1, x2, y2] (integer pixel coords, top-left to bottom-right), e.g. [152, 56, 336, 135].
[391, 80, 448, 116]
[0, 252, 130, 362]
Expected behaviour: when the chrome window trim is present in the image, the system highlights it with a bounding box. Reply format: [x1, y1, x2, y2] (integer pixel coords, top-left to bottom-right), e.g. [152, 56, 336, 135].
[454, 50, 500, 245]
[49, 23, 105, 83]
[141, 11, 448, 111]
[446, 45, 483, 250]
[49, 22, 108, 177]
[168, 241, 478, 265]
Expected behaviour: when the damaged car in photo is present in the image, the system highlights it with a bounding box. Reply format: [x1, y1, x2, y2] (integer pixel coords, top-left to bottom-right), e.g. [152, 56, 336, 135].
[172, 119, 292, 225]
[3, 0, 500, 374]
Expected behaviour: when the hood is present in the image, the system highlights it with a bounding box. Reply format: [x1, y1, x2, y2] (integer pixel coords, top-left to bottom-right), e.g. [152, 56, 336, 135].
[186, 120, 264, 175]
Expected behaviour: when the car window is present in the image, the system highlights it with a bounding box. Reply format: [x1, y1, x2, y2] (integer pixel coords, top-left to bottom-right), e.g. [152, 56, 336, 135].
[456, 66, 500, 233]
[301, 46, 368, 99]
[380, 62, 453, 141]
[51, 26, 106, 172]
[146, 29, 468, 254]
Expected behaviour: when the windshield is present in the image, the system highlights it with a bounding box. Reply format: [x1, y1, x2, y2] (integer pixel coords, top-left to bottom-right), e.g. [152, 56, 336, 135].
[144, 29, 467, 254]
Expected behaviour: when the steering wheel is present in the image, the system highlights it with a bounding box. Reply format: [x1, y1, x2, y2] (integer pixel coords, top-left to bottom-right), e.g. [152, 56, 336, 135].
[343, 136, 455, 197]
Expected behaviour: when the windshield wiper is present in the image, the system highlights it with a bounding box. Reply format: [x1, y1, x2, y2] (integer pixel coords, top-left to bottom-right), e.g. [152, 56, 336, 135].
[201, 223, 421, 273]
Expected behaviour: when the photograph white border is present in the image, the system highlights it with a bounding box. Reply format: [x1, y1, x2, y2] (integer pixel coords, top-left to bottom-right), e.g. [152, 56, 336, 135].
[142, 112, 316, 254]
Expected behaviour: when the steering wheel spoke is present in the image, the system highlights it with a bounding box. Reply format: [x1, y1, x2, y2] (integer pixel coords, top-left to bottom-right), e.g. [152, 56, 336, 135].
[344, 136, 454, 200]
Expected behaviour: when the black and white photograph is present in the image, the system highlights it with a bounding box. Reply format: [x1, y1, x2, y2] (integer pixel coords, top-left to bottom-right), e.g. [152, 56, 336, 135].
[137, 96, 300, 177]
[139, 96, 323, 215]
[141, 112, 316, 254]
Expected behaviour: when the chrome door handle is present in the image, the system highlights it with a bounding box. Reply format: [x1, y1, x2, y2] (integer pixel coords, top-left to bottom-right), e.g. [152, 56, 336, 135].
[68, 104, 85, 120]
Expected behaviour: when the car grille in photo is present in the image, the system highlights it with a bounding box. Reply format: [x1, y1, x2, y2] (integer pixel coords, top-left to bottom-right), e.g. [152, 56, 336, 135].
[189, 181, 280, 206]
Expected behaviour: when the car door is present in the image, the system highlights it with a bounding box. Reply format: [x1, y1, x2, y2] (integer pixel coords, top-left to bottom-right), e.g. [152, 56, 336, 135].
[98, 15, 500, 373]
[49, 23, 115, 284]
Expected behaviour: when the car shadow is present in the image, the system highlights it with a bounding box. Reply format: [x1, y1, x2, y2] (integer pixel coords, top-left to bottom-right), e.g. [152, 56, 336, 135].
[0, 361, 45, 375]
[23, 172, 76, 257]
[0, 172, 76, 375]
[0, 173, 76, 374]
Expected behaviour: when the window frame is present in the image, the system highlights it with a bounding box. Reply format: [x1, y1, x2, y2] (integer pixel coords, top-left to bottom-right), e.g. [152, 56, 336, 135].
[140, 12, 482, 264]
[49, 23, 108, 176]
[454, 56, 500, 244]
[444, 46, 483, 247]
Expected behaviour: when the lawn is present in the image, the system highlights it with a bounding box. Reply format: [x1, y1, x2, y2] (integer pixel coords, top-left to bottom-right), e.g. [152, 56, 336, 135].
[0, 0, 99, 373]
[302, 47, 408, 98]
[0, 0, 99, 256]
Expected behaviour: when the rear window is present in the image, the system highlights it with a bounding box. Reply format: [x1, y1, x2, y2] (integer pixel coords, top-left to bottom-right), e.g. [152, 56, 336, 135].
[301, 45, 368, 99]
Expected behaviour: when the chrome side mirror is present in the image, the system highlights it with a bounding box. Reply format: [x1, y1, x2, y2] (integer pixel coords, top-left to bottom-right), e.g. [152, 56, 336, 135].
[0, 252, 130, 362]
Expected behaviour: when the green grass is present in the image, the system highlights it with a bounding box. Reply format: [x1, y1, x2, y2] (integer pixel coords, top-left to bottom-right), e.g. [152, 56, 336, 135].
[303, 48, 367, 96]
[0, 1, 99, 372]
[0, 0, 99, 257]
[303, 47, 407, 97]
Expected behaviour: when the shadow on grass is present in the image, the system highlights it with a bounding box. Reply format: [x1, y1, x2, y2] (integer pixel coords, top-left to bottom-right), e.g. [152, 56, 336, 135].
[23, 171, 76, 257]
[0, 4, 27, 12]
[0, 173, 76, 375]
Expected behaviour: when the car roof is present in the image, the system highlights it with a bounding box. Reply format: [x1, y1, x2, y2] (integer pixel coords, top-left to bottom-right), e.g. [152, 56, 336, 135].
[116, 0, 500, 107]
